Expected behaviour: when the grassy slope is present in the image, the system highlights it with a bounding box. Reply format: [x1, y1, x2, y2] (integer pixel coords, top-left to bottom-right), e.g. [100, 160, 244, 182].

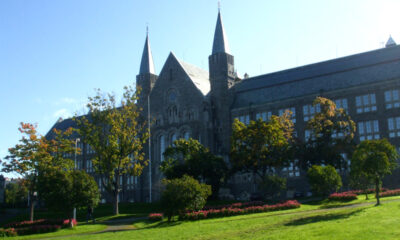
[59, 197, 400, 240]
[3, 195, 400, 239]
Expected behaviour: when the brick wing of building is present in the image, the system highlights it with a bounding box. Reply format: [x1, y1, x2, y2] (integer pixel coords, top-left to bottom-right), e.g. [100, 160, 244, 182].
[47, 11, 400, 202]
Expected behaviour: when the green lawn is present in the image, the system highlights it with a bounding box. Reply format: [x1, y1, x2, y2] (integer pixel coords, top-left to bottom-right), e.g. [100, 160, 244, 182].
[3, 195, 400, 239]
[61, 200, 400, 240]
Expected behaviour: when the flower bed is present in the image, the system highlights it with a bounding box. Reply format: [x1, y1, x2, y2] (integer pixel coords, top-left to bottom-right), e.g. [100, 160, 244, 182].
[148, 213, 163, 221]
[2, 218, 77, 236]
[203, 201, 264, 211]
[379, 189, 400, 198]
[0, 228, 17, 237]
[180, 200, 301, 221]
[328, 192, 358, 201]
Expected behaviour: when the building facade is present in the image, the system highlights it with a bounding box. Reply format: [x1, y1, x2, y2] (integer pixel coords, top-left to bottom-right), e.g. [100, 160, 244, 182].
[48, 11, 400, 202]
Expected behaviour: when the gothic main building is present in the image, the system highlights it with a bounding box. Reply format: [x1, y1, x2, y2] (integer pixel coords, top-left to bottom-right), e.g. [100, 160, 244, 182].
[48, 11, 400, 202]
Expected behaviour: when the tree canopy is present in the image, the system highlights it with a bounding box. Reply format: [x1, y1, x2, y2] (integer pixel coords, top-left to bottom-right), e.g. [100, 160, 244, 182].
[74, 86, 149, 215]
[300, 97, 356, 169]
[351, 139, 398, 205]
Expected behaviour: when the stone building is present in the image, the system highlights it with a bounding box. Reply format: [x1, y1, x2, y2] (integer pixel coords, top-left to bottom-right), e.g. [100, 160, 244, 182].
[48, 11, 400, 202]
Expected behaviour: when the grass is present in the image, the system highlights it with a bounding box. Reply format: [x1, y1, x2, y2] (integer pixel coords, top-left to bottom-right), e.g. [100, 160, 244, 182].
[60, 200, 400, 240]
[2, 195, 400, 239]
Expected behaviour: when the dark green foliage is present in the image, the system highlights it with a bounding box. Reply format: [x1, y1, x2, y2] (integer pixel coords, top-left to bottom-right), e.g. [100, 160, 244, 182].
[300, 97, 356, 170]
[38, 169, 100, 226]
[307, 165, 342, 196]
[161, 175, 211, 221]
[351, 139, 398, 205]
[230, 114, 294, 181]
[160, 138, 227, 199]
[5, 180, 28, 208]
[258, 175, 287, 200]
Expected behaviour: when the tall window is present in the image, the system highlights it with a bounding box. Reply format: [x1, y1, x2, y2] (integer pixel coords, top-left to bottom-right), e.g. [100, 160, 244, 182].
[237, 115, 250, 125]
[256, 111, 272, 121]
[279, 107, 296, 123]
[160, 135, 165, 162]
[335, 98, 348, 112]
[171, 133, 177, 144]
[384, 89, 400, 109]
[388, 117, 400, 138]
[184, 131, 190, 140]
[358, 120, 380, 141]
[355, 94, 376, 113]
[303, 104, 320, 121]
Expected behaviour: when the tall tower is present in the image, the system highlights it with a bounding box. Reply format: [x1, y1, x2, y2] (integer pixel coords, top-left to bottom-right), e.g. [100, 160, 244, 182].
[209, 10, 235, 156]
[136, 31, 157, 105]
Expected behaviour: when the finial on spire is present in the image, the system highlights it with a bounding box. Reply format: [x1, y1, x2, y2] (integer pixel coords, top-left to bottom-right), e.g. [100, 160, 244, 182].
[218, 0, 221, 12]
[146, 22, 149, 36]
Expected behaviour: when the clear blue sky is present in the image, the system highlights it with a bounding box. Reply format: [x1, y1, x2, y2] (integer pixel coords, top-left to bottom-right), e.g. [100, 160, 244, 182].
[1, 0, 399, 177]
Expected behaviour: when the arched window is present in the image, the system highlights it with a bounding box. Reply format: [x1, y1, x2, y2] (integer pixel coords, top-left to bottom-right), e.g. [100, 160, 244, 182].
[171, 133, 177, 144]
[160, 135, 165, 162]
[184, 131, 190, 140]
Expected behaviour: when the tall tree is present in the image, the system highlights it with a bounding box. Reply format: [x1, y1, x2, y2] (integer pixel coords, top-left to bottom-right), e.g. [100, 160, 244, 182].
[1, 123, 76, 221]
[38, 169, 100, 227]
[160, 138, 228, 199]
[230, 113, 294, 188]
[351, 139, 398, 205]
[74, 86, 149, 215]
[301, 97, 356, 169]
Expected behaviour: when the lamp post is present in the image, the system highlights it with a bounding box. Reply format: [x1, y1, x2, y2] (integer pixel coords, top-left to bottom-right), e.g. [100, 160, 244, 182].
[73, 138, 80, 220]
[148, 95, 152, 203]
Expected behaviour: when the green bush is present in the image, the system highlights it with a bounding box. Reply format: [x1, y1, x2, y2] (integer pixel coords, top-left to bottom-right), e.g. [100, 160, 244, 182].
[258, 175, 287, 199]
[307, 165, 342, 196]
[161, 175, 211, 221]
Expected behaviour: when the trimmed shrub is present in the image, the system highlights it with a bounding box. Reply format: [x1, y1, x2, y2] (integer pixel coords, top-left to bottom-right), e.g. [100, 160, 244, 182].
[0, 228, 17, 237]
[148, 213, 163, 221]
[180, 200, 301, 221]
[15, 225, 61, 235]
[307, 165, 342, 196]
[328, 192, 358, 201]
[379, 189, 400, 198]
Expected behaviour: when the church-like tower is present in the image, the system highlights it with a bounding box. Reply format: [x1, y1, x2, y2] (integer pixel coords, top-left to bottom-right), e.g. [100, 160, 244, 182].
[208, 10, 235, 156]
[136, 31, 158, 105]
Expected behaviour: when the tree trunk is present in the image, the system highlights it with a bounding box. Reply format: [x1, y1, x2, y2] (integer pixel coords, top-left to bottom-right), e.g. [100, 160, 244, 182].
[375, 178, 380, 206]
[113, 190, 119, 215]
[365, 192, 369, 200]
[29, 200, 35, 222]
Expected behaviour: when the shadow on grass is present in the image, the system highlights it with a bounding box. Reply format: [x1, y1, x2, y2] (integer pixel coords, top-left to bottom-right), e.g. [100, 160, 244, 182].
[285, 208, 364, 226]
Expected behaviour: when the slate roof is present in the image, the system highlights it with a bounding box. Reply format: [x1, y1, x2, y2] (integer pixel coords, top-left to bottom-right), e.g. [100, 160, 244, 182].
[45, 117, 80, 140]
[175, 55, 211, 96]
[233, 45, 400, 109]
[139, 34, 156, 74]
[212, 11, 230, 54]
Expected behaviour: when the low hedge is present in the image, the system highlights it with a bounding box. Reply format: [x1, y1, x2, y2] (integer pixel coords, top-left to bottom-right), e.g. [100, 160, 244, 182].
[2, 218, 77, 236]
[379, 189, 400, 198]
[148, 213, 163, 221]
[180, 200, 301, 221]
[328, 192, 358, 201]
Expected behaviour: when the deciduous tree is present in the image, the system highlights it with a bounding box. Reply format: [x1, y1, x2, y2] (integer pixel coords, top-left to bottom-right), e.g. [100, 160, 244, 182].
[74, 86, 149, 215]
[351, 139, 398, 205]
[307, 165, 342, 196]
[160, 138, 228, 199]
[301, 97, 356, 169]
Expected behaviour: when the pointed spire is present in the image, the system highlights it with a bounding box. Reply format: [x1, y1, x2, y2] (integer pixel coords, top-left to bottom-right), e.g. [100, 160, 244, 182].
[139, 29, 156, 74]
[212, 10, 230, 54]
[385, 35, 396, 48]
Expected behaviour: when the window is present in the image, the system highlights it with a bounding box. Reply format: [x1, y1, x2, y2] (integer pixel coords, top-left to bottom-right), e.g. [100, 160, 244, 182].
[385, 89, 400, 109]
[388, 117, 400, 138]
[279, 107, 296, 123]
[283, 160, 300, 177]
[335, 98, 348, 112]
[355, 94, 376, 113]
[171, 133, 177, 144]
[86, 159, 94, 173]
[358, 120, 380, 141]
[303, 104, 320, 121]
[237, 115, 250, 125]
[256, 111, 272, 121]
[160, 135, 165, 162]
[304, 130, 313, 141]
[184, 132, 190, 140]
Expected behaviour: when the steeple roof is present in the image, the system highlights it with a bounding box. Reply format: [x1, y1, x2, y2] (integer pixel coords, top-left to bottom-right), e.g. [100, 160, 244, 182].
[139, 33, 156, 74]
[386, 35, 396, 48]
[212, 11, 230, 54]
